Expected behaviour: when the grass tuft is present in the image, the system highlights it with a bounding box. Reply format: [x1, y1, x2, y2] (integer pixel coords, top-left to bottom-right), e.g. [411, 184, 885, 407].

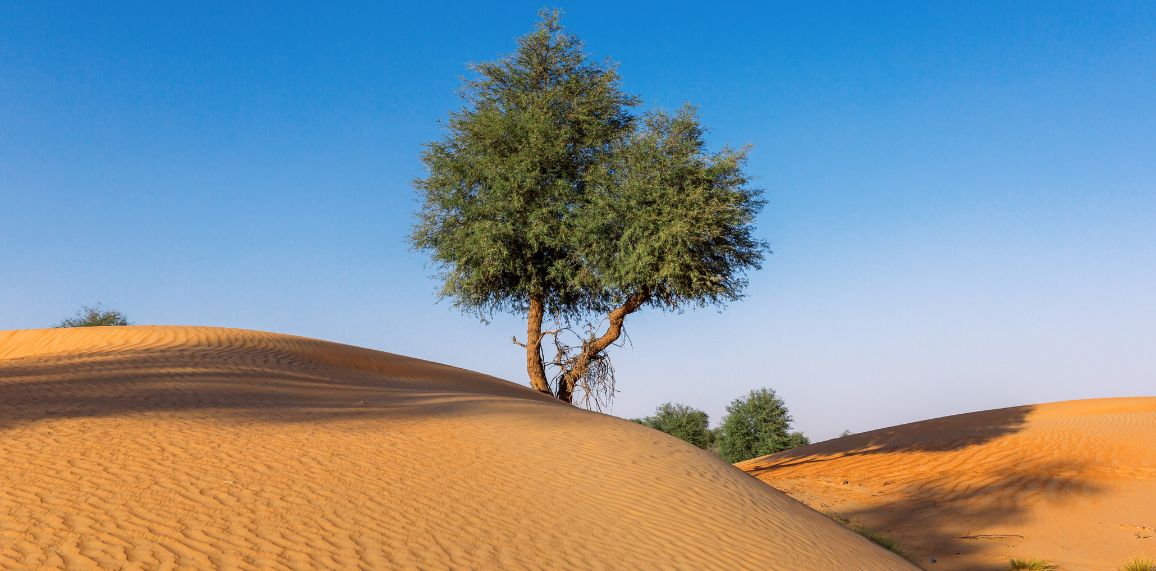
[1122, 556, 1156, 571]
[1009, 558, 1057, 571]
[858, 527, 903, 554]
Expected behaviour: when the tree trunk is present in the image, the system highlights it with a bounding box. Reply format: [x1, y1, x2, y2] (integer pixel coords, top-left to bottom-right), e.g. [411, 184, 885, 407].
[556, 289, 650, 403]
[525, 295, 553, 396]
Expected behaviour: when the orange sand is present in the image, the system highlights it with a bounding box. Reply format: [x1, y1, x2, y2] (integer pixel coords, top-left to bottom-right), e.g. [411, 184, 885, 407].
[740, 398, 1156, 570]
[0, 326, 912, 570]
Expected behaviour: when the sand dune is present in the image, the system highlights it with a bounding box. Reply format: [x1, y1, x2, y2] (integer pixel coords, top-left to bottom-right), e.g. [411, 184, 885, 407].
[740, 398, 1156, 570]
[0, 326, 911, 570]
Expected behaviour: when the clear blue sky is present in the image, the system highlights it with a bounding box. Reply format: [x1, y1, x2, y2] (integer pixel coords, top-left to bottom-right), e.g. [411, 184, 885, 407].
[2, 2, 1153, 440]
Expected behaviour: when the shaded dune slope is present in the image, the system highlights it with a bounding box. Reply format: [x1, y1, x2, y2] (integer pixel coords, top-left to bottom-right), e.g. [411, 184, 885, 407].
[0, 326, 911, 570]
[740, 398, 1156, 570]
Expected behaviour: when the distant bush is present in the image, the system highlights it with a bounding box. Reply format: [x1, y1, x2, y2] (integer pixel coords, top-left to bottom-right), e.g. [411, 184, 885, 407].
[1122, 557, 1156, 571]
[55, 304, 131, 328]
[1009, 559, 1056, 571]
[632, 403, 713, 449]
[715, 388, 806, 463]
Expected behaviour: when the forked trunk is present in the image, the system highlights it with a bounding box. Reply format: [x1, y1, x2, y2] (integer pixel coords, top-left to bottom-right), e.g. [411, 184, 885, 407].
[525, 295, 553, 396]
[556, 289, 650, 403]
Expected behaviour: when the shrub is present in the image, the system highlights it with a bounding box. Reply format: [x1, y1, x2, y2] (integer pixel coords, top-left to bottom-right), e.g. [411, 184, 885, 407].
[1009, 559, 1056, 570]
[716, 388, 806, 463]
[55, 304, 131, 328]
[1122, 557, 1156, 571]
[633, 403, 713, 449]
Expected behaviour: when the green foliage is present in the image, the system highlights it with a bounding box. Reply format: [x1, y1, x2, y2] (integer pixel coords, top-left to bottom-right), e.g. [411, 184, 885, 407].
[785, 431, 811, 449]
[412, 9, 639, 318]
[55, 304, 130, 328]
[716, 388, 803, 463]
[1009, 559, 1057, 570]
[633, 403, 713, 449]
[578, 106, 766, 312]
[839, 429, 854, 438]
[1122, 557, 1156, 571]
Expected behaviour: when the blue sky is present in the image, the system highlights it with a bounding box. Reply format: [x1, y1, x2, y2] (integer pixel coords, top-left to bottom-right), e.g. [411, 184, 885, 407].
[2, 2, 1153, 440]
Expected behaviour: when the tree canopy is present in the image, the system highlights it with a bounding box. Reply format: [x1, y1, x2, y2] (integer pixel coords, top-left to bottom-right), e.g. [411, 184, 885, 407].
[716, 388, 807, 463]
[632, 403, 714, 449]
[412, 10, 767, 407]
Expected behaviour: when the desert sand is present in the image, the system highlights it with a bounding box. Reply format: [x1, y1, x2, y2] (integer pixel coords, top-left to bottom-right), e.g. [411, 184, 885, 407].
[740, 397, 1156, 570]
[0, 326, 912, 570]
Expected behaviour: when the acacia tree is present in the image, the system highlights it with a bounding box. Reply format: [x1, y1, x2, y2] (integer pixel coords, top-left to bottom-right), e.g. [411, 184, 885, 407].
[412, 11, 766, 408]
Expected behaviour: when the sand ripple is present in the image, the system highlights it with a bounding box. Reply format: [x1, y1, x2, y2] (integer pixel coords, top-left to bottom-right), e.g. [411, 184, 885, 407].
[740, 397, 1156, 570]
[0, 326, 911, 570]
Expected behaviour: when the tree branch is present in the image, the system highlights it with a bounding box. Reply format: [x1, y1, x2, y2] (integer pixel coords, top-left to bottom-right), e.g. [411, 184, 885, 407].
[556, 288, 650, 403]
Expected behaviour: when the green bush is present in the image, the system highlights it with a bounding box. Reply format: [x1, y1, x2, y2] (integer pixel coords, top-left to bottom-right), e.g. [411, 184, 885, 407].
[55, 303, 131, 328]
[633, 403, 713, 449]
[716, 388, 806, 463]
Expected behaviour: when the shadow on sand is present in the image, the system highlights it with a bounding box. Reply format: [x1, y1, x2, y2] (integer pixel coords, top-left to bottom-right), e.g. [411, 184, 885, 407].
[0, 346, 561, 432]
[742, 406, 1107, 570]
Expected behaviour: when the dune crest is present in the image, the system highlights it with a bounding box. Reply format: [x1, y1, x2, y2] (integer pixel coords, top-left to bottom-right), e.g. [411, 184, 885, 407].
[0, 326, 911, 570]
[740, 397, 1156, 570]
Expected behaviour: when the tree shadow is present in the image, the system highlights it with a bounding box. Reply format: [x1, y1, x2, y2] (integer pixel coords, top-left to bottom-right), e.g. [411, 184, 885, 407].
[0, 345, 563, 432]
[740, 405, 1110, 569]
[743, 405, 1036, 475]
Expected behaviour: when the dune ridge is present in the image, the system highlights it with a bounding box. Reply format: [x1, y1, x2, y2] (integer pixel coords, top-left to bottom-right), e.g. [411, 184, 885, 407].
[740, 397, 1156, 570]
[0, 326, 911, 570]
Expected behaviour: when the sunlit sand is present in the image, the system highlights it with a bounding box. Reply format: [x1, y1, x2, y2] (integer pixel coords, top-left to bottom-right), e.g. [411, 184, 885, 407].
[0, 326, 911, 569]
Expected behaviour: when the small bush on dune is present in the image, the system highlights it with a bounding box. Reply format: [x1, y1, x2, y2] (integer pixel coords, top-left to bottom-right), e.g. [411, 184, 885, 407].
[632, 403, 713, 449]
[55, 303, 131, 328]
[1122, 557, 1156, 571]
[1009, 558, 1057, 570]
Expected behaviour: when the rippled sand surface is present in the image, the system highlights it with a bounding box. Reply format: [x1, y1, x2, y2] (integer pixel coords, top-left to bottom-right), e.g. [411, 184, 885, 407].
[0, 326, 911, 570]
[741, 397, 1156, 570]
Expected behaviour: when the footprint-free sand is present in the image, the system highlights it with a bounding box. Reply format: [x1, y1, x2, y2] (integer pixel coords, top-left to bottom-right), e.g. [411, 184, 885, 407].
[0, 326, 911, 570]
[740, 397, 1156, 570]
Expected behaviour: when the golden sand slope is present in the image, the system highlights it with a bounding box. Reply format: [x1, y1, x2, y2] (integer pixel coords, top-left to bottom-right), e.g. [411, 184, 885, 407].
[740, 398, 1156, 571]
[0, 327, 911, 570]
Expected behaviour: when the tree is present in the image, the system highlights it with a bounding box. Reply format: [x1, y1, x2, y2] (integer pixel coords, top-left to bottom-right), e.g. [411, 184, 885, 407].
[55, 303, 130, 328]
[632, 403, 713, 449]
[716, 388, 804, 463]
[412, 10, 767, 408]
[786, 431, 811, 450]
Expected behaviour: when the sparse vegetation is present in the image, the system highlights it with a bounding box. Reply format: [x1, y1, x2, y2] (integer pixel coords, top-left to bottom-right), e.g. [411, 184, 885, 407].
[632, 403, 713, 449]
[1122, 557, 1156, 571]
[55, 304, 130, 328]
[859, 528, 913, 562]
[1009, 558, 1057, 570]
[822, 512, 913, 562]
